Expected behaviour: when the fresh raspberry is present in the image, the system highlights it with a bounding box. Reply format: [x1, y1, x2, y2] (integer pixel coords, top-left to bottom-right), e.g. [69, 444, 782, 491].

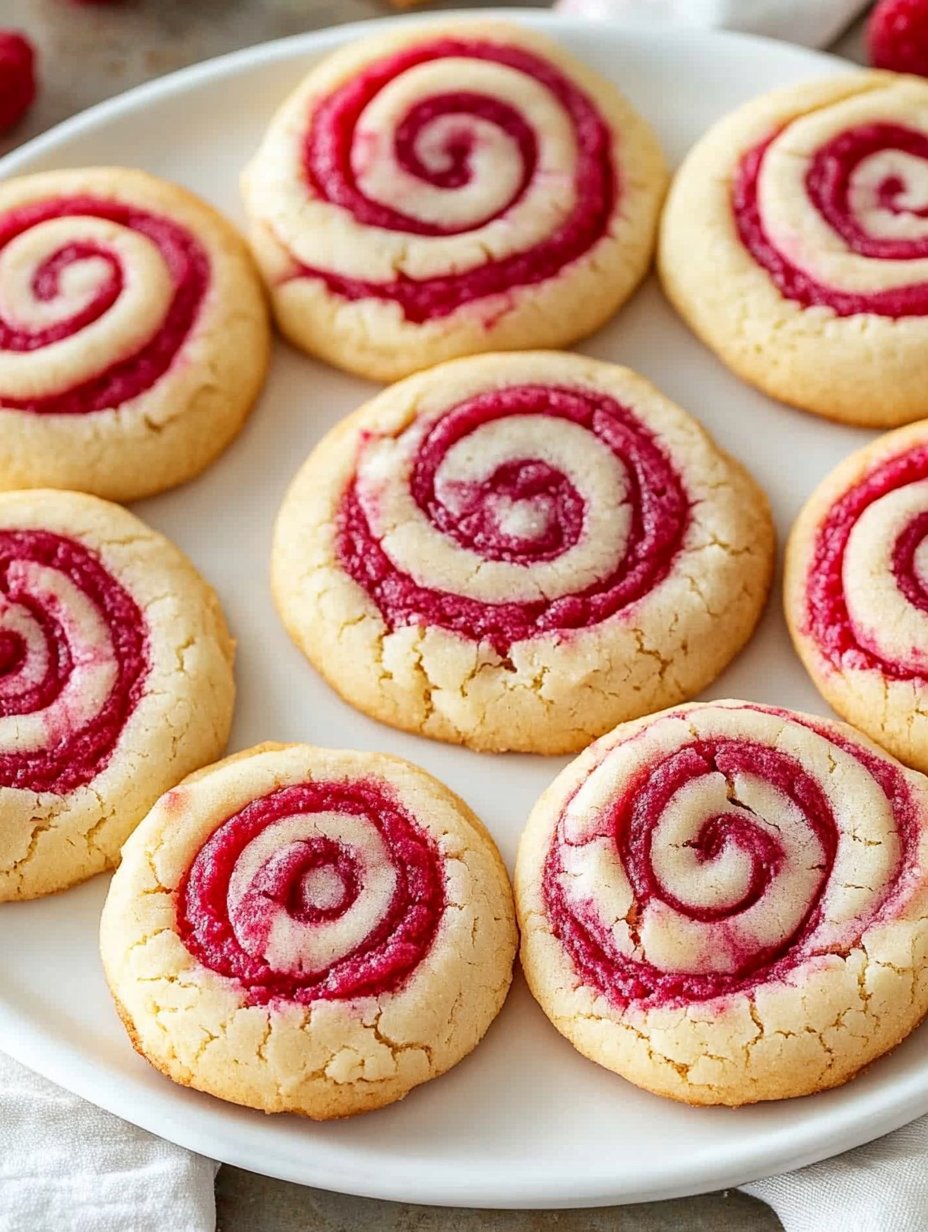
[0, 31, 36, 135]
[868, 0, 928, 76]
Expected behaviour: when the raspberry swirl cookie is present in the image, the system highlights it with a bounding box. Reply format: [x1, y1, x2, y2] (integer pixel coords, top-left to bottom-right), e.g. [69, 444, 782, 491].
[785, 421, 928, 775]
[516, 700, 928, 1105]
[660, 74, 928, 427]
[100, 743, 517, 1119]
[0, 490, 235, 900]
[272, 352, 774, 754]
[0, 168, 270, 500]
[242, 21, 666, 381]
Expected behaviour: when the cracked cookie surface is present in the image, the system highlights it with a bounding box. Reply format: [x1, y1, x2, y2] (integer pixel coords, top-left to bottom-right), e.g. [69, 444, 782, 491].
[241, 20, 667, 381]
[0, 488, 235, 900]
[100, 742, 517, 1119]
[271, 351, 774, 755]
[786, 420, 928, 775]
[0, 167, 270, 500]
[515, 699, 928, 1105]
[660, 73, 928, 427]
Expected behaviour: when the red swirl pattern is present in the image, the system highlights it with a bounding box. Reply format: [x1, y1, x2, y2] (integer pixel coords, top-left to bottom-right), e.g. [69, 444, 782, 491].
[0, 196, 209, 414]
[542, 706, 919, 1011]
[336, 384, 690, 657]
[0, 530, 148, 793]
[176, 780, 445, 1005]
[806, 443, 928, 679]
[294, 37, 616, 322]
[734, 123, 928, 317]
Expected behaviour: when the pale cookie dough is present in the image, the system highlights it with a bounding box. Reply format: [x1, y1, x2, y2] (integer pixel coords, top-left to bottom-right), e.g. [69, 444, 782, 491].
[271, 351, 775, 755]
[0, 489, 235, 901]
[0, 167, 270, 501]
[660, 73, 928, 427]
[100, 742, 517, 1120]
[241, 20, 667, 381]
[516, 699, 928, 1106]
[786, 420, 928, 775]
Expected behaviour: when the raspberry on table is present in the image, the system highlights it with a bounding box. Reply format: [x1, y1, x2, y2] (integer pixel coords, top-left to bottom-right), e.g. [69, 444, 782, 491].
[868, 0, 928, 76]
[0, 31, 36, 135]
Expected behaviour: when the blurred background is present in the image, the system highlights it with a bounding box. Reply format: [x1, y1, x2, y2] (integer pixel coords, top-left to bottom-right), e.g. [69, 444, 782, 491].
[0, 0, 547, 155]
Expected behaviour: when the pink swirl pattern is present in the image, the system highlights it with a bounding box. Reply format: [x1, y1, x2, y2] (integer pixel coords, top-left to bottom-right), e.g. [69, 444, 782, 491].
[0, 196, 209, 414]
[804, 441, 928, 679]
[735, 122, 928, 317]
[176, 780, 445, 1005]
[542, 704, 920, 1011]
[336, 383, 689, 656]
[0, 530, 148, 793]
[285, 36, 616, 321]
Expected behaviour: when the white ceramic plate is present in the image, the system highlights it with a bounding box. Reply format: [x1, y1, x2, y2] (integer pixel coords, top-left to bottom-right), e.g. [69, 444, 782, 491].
[0, 9, 916, 1211]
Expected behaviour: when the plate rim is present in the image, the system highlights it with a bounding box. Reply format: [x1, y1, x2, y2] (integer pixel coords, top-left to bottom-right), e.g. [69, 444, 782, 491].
[0, 11, 918, 1210]
[0, 8, 857, 178]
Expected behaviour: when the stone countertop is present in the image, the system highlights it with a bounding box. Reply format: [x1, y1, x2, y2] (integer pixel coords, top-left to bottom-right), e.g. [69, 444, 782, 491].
[0, 3, 867, 1229]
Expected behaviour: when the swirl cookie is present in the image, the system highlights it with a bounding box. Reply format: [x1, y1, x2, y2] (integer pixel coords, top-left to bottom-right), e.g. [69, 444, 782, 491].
[516, 700, 928, 1105]
[660, 74, 928, 427]
[100, 743, 517, 1119]
[785, 422, 928, 775]
[0, 490, 235, 900]
[242, 21, 667, 381]
[0, 168, 270, 501]
[272, 352, 774, 755]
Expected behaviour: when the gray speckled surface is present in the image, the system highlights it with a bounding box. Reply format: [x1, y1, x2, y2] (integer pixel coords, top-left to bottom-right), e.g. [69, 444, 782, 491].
[213, 1169, 776, 1231]
[0, 3, 867, 1227]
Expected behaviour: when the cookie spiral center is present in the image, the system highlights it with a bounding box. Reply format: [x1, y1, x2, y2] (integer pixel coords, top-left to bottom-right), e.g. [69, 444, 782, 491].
[808, 125, 928, 260]
[0, 530, 148, 793]
[337, 384, 689, 655]
[177, 780, 445, 1004]
[289, 37, 617, 321]
[807, 448, 928, 677]
[543, 707, 916, 1010]
[278, 838, 361, 923]
[333, 84, 537, 235]
[734, 120, 928, 316]
[0, 196, 210, 414]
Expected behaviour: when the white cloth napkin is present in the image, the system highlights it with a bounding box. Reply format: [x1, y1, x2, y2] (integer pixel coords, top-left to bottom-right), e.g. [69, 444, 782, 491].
[554, 0, 872, 49]
[743, 1117, 928, 1231]
[0, 1051, 217, 1232]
